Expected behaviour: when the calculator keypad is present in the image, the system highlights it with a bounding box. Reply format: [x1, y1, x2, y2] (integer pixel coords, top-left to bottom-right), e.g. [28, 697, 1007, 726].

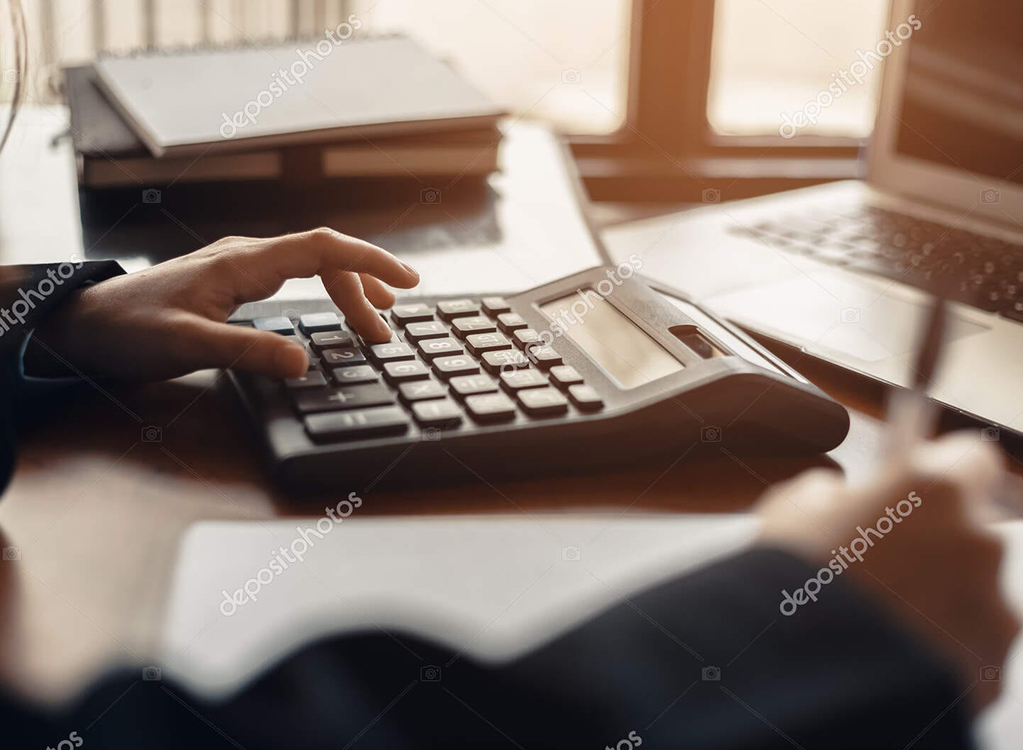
[264, 297, 604, 443]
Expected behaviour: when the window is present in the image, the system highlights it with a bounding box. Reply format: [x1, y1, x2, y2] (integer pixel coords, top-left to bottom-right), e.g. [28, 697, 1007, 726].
[707, 0, 890, 138]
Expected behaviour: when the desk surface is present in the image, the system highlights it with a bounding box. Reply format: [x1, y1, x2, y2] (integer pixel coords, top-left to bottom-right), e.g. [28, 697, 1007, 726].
[0, 108, 1014, 744]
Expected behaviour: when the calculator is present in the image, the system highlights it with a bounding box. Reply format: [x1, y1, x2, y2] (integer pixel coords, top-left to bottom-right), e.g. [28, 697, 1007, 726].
[227, 267, 849, 492]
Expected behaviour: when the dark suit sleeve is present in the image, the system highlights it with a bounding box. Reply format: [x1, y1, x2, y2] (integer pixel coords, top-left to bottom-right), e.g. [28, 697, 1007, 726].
[1, 548, 975, 750]
[0, 261, 125, 492]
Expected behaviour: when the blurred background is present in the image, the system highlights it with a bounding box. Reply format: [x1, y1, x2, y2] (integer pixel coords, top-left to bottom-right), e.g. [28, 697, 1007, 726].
[7, 0, 889, 138]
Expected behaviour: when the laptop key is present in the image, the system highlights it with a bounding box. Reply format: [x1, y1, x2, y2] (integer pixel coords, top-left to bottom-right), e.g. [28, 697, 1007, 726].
[398, 379, 448, 404]
[451, 316, 497, 338]
[391, 303, 435, 326]
[405, 321, 449, 342]
[417, 337, 464, 361]
[293, 383, 395, 414]
[465, 393, 517, 422]
[411, 398, 463, 428]
[305, 406, 409, 442]
[450, 374, 498, 399]
[500, 369, 548, 393]
[253, 316, 295, 335]
[517, 387, 569, 417]
[299, 312, 342, 335]
[322, 348, 367, 367]
[331, 365, 378, 386]
[466, 332, 512, 357]
[433, 355, 481, 380]
[482, 297, 512, 316]
[285, 371, 328, 389]
[383, 360, 432, 384]
[370, 342, 416, 364]
[437, 299, 481, 321]
[310, 330, 356, 351]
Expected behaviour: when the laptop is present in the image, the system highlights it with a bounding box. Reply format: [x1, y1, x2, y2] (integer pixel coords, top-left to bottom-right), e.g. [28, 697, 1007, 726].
[605, 0, 1023, 437]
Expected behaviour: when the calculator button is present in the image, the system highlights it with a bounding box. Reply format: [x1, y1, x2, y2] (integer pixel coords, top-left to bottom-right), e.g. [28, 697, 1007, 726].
[293, 383, 394, 414]
[383, 360, 432, 384]
[451, 316, 497, 338]
[417, 337, 464, 361]
[391, 303, 435, 326]
[525, 345, 563, 370]
[513, 329, 541, 349]
[466, 332, 512, 357]
[465, 393, 517, 422]
[449, 374, 498, 399]
[310, 330, 356, 351]
[398, 379, 447, 404]
[405, 321, 449, 342]
[481, 349, 529, 373]
[496, 312, 527, 333]
[253, 316, 295, 335]
[411, 398, 463, 428]
[482, 297, 512, 316]
[322, 348, 367, 367]
[500, 369, 548, 392]
[432, 355, 482, 380]
[549, 365, 584, 389]
[517, 387, 569, 417]
[305, 406, 408, 441]
[299, 312, 342, 335]
[437, 299, 481, 321]
[331, 365, 378, 386]
[370, 342, 416, 364]
[568, 384, 604, 411]
[285, 371, 328, 389]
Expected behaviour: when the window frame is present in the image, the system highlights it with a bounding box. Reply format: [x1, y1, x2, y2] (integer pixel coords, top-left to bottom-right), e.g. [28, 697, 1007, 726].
[571, 0, 866, 202]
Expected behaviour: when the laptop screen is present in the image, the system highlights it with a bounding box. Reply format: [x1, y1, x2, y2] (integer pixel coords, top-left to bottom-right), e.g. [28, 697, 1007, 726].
[895, 0, 1023, 186]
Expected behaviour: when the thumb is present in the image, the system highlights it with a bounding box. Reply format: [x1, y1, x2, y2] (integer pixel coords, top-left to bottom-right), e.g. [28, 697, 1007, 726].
[183, 317, 308, 378]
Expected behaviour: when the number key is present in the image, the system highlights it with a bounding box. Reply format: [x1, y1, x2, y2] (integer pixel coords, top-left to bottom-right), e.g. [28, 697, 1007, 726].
[370, 342, 416, 364]
[417, 337, 464, 361]
[322, 348, 367, 367]
[405, 321, 449, 342]
[432, 355, 481, 380]
[331, 365, 378, 386]
[310, 330, 356, 351]
[437, 299, 481, 321]
[383, 360, 432, 384]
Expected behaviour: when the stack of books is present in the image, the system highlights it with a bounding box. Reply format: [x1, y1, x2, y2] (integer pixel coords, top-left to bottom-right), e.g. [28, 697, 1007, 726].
[65, 35, 504, 192]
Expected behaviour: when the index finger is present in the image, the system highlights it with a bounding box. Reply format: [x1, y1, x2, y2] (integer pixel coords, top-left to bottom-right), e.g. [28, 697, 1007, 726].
[255, 228, 419, 289]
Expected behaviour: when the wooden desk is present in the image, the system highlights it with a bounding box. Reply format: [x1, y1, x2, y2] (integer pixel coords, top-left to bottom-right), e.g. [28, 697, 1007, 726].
[0, 107, 997, 710]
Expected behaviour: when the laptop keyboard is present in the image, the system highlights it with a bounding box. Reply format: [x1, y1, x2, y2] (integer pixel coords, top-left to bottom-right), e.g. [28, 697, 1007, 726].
[730, 205, 1023, 322]
[249, 297, 604, 443]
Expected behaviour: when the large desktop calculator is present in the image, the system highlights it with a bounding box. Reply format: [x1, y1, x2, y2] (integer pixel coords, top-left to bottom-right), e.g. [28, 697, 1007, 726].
[228, 268, 849, 492]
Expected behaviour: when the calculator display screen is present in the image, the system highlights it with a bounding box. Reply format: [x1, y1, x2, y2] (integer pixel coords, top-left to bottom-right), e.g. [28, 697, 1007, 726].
[539, 291, 683, 389]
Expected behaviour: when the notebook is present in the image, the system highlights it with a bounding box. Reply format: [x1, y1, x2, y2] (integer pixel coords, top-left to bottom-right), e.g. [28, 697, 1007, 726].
[93, 35, 504, 158]
[66, 65, 500, 187]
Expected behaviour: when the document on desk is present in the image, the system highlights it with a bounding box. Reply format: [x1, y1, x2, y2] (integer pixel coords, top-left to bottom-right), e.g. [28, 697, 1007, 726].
[158, 514, 758, 697]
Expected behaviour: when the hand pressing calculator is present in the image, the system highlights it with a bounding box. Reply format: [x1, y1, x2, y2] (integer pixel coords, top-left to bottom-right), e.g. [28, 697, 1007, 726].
[228, 267, 849, 492]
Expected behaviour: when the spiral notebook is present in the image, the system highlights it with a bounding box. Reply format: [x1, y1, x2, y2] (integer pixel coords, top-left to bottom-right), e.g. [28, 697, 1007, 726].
[93, 35, 504, 159]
